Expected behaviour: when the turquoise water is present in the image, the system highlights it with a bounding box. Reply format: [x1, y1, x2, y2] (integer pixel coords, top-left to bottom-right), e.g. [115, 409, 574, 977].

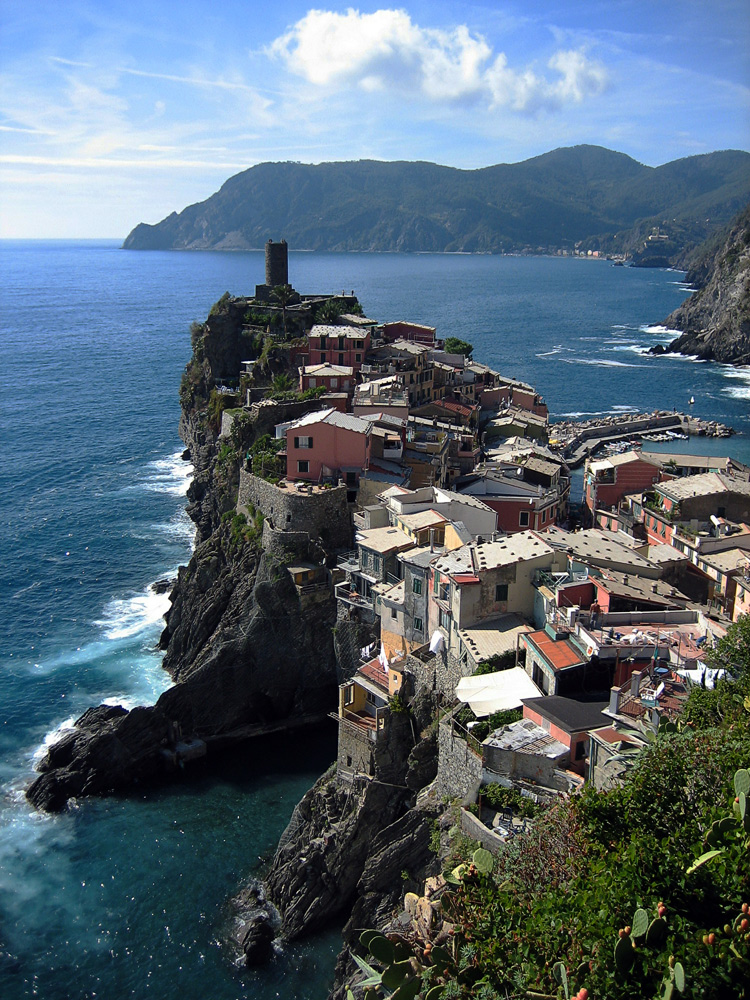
[1, 241, 749, 999]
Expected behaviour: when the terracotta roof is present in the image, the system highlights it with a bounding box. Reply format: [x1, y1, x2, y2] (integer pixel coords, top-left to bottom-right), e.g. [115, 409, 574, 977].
[524, 630, 587, 672]
[357, 658, 390, 691]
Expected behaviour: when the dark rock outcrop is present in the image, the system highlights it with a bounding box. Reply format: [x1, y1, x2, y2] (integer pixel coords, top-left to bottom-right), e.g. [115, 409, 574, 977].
[28, 526, 339, 811]
[226, 882, 281, 967]
[655, 204, 750, 365]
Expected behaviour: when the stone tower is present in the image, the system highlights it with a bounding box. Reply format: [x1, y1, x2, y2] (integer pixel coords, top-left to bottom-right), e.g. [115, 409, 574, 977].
[265, 239, 288, 288]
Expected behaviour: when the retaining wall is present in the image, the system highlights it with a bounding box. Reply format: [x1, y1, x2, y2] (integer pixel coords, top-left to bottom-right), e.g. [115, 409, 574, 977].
[238, 470, 352, 551]
[436, 715, 483, 801]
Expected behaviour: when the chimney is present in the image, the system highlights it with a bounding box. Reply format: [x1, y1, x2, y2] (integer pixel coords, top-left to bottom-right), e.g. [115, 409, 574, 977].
[630, 670, 643, 697]
[609, 685, 622, 715]
[429, 528, 435, 552]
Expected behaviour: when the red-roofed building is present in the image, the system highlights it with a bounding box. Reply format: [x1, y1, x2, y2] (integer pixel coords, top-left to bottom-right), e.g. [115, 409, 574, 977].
[411, 398, 480, 429]
[520, 627, 595, 696]
[381, 321, 439, 346]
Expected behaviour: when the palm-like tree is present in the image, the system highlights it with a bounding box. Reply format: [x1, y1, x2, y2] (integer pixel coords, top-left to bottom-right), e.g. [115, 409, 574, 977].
[271, 284, 295, 337]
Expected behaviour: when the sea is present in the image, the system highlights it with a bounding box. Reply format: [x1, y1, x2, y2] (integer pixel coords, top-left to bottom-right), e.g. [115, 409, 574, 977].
[1, 241, 749, 1000]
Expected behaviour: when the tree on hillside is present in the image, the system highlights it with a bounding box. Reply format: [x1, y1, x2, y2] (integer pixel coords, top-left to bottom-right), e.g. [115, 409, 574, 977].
[444, 337, 474, 358]
[271, 284, 295, 337]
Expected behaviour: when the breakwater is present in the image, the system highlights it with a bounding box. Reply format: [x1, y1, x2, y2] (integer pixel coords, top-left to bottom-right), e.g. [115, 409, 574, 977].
[551, 411, 733, 468]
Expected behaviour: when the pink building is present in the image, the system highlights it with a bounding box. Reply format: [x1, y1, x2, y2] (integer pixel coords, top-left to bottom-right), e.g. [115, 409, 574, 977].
[285, 408, 372, 486]
[298, 363, 354, 394]
[307, 325, 371, 372]
[584, 452, 661, 515]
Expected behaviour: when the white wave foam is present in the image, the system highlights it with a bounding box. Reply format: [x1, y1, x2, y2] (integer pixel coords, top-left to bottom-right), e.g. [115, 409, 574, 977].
[640, 324, 681, 336]
[94, 586, 171, 641]
[719, 367, 750, 381]
[560, 358, 645, 369]
[724, 385, 750, 400]
[139, 451, 193, 497]
[554, 404, 639, 417]
[610, 344, 651, 356]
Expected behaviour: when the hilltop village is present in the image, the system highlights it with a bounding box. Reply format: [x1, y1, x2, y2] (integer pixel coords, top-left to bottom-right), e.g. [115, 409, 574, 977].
[28, 241, 750, 997]
[218, 243, 749, 780]
[173, 244, 749, 957]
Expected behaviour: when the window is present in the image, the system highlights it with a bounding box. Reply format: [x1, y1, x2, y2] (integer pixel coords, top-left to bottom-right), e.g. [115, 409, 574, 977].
[575, 740, 587, 761]
[355, 340, 364, 349]
[412, 578, 422, 595]
[319, 336, 327, 348]
[346, 754, 352, 767]
[294, 436, 313, 449]
[338, 336, 345, 349]
[439, 608, 450, 630]
[330, 378, 338, 388]
[346, 471, 357, 486]
[495, 583, 508, 602]
[355, 353, 362, 363]
[297, 460, 309, 473]
[519, 510, 530, 527]
[308, 378, 316, 388]
[391, 608, 397, 620]
[413, 616, 423, 633]
[344, 685, 355, 706]
[338, 353, 345, 365]
[320, 352, 327, 362]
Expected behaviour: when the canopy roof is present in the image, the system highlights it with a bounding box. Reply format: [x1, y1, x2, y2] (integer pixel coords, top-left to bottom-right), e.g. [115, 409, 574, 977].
[455, 667, 543, 718]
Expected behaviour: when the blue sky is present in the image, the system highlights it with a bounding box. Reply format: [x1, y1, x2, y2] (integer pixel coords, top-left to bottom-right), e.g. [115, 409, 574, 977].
[1, 0, 748, 237]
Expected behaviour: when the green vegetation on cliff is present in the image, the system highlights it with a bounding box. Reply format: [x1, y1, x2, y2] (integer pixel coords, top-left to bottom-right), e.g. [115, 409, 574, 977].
[355, 616, 750, 1000]
[122, 147, 750, 260]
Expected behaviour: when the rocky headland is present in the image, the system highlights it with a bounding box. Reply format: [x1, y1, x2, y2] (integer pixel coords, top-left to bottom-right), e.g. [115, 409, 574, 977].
[25, 282, 448, 1000]
[26, 292, 345, 813]
[651, 203, 750, 365]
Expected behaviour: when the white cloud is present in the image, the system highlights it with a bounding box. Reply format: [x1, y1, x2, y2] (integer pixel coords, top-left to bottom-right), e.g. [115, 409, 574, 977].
[268, 8, 609, 112]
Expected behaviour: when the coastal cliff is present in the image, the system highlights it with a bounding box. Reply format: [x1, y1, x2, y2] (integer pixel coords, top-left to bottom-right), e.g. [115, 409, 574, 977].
[26, 291, 346, 812]
[655, 203, 750, 365]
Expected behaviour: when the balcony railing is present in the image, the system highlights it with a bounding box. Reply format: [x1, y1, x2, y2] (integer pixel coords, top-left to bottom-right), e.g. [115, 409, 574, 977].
[335, 582, 377, 621]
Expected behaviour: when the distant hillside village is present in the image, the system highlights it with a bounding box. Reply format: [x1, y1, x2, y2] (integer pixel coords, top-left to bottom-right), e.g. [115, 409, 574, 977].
[212, 240, 750, 851]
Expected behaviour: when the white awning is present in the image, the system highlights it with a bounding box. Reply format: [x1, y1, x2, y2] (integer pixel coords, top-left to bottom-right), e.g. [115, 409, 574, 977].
[455, 667, 544, 718]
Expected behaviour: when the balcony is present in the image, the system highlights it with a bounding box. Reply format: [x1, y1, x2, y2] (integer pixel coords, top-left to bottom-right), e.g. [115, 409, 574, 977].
[335, 582, 377, 622]
[340, 710, 378, 740]
[337, 550, 361, 573]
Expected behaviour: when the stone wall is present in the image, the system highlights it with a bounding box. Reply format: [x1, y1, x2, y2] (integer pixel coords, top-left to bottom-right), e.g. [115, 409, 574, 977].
[337, 717, 375, 782]
[404, 647, 469, 703]
[459, 808, 505, 853]
[436, 714, 483, 801]
[237, 470, 352, 551]
[334, 606, 380, 679]
[482, 744, 566, 788]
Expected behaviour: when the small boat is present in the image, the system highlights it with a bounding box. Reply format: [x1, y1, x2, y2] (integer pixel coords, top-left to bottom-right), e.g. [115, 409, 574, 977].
[689, 396, 695, 405]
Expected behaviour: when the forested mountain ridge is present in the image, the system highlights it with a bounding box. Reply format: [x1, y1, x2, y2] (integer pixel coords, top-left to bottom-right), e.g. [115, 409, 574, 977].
[122, 145, 750, 259]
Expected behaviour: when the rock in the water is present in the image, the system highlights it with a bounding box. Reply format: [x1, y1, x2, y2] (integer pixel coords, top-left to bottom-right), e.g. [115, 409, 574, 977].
[228, 882, 281, 967]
